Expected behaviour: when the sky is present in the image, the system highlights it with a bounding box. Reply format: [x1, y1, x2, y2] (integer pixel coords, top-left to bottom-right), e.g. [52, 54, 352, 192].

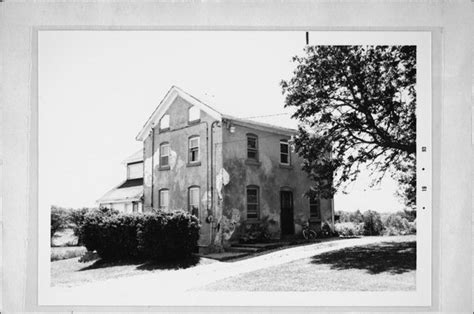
[38, 30, 406, 213]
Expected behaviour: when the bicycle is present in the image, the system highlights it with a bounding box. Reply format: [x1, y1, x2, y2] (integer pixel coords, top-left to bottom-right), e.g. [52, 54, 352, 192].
[302, 221, 317, 240]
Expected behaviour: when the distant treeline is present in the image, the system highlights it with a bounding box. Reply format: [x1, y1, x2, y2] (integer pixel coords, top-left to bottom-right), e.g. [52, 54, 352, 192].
[334, 209, 416, 237]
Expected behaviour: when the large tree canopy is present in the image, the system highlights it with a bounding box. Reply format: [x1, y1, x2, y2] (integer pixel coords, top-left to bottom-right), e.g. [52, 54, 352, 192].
[281, 45, 416, 208]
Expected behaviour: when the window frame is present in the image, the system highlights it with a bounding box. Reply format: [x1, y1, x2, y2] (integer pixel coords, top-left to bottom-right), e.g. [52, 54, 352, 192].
[280, 139, 290, 165]
[246, 133, 259, 161]
[188, 135, 200, 163]
[246, 185, 260, 220]
[159, 142, 170, 167]
[188, 186, 200, 218]
[127, 161, 143, 179]
[309, 196, 321, 220]
[188, 106, 200, 123]
[159, 189, 169, 211]
[159, 114, 170, 131]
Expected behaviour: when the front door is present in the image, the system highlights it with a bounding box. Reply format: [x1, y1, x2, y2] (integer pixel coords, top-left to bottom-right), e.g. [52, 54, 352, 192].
[280, 190, 294, 236]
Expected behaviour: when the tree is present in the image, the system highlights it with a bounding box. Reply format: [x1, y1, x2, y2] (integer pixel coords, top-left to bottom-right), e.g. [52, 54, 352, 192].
[50, 205, 70, 243]
[281, 45, 416, 208]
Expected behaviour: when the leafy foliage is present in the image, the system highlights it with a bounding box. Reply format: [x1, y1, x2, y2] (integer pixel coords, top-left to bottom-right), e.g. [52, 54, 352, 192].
[239, 216, 276, 244]
[68, 207, 94, 245]
[138, 210, 200, 260]
[382, 213, 415, 236]
[335, 222, 364, 237]
[80, 208, 200, 261]
[50, 206, 70, 241]
[281, 45, 416, 208]
[337, 209, 364, 223]
[362, 210, 384, 236]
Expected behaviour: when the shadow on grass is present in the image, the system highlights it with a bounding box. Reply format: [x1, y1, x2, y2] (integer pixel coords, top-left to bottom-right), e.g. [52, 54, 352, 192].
[311, 241, 416, 275]
[79, 255, 201, 272]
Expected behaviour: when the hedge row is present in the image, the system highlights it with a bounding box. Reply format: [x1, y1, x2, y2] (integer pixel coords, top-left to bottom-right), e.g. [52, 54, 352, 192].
[80, 208, 200, 261]
[335, 210, 416, 237]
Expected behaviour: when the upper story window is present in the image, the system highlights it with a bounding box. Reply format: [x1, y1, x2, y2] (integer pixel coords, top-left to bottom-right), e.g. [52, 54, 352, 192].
[246, 185, 260, 220]
[188, 186, 200, 217]
[309, 196, 321, 219]
[159, 189, 169, 211]
[127, 162, 143, 179]
[280, 139, 290, 165]
[159, 142, 170, 167]
[160, 114, 170, 130]
[247, 134, 259, 161]
[188, 106, 200, 123]
[188, 136, 200, 163]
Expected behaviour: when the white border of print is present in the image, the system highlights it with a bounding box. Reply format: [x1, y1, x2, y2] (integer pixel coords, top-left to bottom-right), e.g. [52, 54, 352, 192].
[38, 30, 431, 307]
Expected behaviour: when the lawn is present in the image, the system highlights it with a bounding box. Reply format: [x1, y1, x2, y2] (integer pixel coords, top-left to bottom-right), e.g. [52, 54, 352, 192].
[51, 246, 87, 261]
[51, 255, 216, 287]
[199, 237, 416, 291]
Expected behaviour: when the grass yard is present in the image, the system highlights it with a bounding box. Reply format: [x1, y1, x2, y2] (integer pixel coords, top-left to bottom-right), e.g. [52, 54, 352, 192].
[51, 255, 216, 287]
[51, 246, 87, 261]
[200, 237, 416, 291]
[52, 228, 78, 247]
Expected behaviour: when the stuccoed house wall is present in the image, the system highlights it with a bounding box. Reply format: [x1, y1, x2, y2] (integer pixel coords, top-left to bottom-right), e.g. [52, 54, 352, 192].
[218, 118, 333, 246]
[142, 94, 223, 251]
[137, 86, 334, 252]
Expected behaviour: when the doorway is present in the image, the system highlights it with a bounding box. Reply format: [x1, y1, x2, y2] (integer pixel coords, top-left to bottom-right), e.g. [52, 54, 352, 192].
[280, 190, 294, 236]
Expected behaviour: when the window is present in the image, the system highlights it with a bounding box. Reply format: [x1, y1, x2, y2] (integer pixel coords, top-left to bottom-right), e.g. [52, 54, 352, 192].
[132, 202, 138, 213]
[280, 140, 290, 165]
[188, 106, 200, 123]
[160, 143, 170, 167]
[246, 186, 260, 219]
[310, 196, 321, 219]
[160, 114, 170, 130]
[127, 162, 143, 179]
[247, 134, 258, 161]
[188, 136, 200, 163]
[159, 189, 169, 211]
[188, 186, 200, 217]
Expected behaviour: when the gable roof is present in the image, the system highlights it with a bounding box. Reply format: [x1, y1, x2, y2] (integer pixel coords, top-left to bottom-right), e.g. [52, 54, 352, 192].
[136, 86, 297, 141]
[136, 86, 222, 141]
[222, 114, 297, 136]
[121, 149, 143, 165]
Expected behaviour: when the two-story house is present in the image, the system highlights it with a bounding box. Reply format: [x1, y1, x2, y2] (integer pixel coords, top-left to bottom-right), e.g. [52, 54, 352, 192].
[136, 86, 334, 252]
[97, 150, 144, 213]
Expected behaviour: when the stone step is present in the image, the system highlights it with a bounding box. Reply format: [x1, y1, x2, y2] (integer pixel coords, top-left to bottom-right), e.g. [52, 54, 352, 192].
[231, 242, 289, 250]
[227, 246, 261, 253]
[202, 251, 250, 262]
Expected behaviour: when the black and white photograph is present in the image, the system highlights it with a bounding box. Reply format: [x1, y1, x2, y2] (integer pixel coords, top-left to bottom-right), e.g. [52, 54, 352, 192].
[2, 2, 473, 312]
[36, 30, 433, 306]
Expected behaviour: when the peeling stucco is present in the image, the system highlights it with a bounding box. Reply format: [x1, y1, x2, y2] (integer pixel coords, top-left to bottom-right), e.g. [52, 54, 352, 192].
[260, 154, 272, 175]
[218, 208, 241, 245]
[215, 168, 230, 200]
[143, 157, 152, 187]
[169, 149, 177, 169]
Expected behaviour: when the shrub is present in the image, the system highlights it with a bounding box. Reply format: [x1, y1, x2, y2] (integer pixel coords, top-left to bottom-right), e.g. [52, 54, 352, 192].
[51, 206, 70, 241]
[136, 211, 168, 259]
[383, 213, 415, 236]
[68, 207, 94, 245]
[408, 219, 416, 234]
[81, 208, 140, 260]
[160, 210, 201, 259]
[335, 222, 363, 237]
[80, 208, 200, 261]
[239, 216, 275, 243]
[384, 214, 410, 235]
[400, 209, 417, 222]
[362, 210, 384, 235]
